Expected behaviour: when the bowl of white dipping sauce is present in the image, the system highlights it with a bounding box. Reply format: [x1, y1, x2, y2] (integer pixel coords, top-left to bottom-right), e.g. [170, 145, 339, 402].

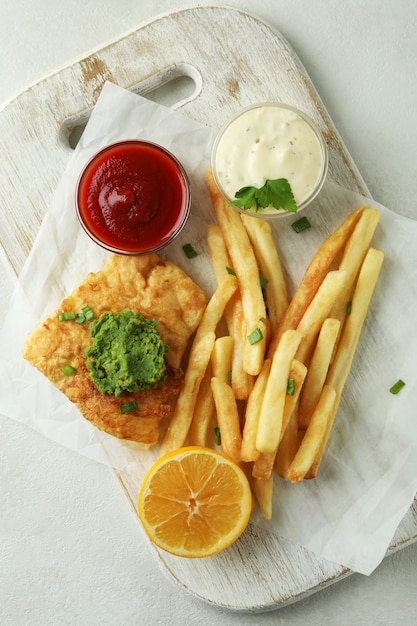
[211, 102, 328, 218]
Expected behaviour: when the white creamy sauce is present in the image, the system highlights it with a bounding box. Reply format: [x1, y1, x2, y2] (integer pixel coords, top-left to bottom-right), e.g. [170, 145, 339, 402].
[214, 106, 324, 212]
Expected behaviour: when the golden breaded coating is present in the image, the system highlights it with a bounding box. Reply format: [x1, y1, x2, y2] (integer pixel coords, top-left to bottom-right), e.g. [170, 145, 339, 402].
[23, 254, 207, 445]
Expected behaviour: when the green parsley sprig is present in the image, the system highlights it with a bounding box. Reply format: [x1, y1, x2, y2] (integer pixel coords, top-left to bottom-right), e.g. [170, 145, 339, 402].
[232, 178, 297, 213]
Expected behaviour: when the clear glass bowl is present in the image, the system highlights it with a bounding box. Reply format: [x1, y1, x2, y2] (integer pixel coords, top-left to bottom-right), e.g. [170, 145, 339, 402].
[76, 140, 191, 255]
[211, 102, 328, 219]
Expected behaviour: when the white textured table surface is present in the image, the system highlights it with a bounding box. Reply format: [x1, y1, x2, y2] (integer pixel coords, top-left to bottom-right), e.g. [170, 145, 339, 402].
[2, 2, 417, 625]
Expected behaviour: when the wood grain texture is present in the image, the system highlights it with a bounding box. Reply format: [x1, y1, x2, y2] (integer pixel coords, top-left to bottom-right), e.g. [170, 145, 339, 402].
[1, 5, 416, 612]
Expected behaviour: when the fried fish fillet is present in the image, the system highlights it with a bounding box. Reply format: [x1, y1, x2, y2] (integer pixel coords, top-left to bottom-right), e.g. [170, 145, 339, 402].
[23, 254, 207, 445]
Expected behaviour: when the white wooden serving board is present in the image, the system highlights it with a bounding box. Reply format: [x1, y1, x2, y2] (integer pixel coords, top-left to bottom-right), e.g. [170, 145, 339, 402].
[2, 5, 416, 612]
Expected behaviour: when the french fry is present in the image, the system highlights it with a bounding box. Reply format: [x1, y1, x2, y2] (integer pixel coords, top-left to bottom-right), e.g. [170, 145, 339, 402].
[207, 223, 254, 399]
[160, 274, 238, 455]
[160, 331, 215, 455]
[327, 248, 384, 396]
[294, 270, 346, 366]
[275, 407, 300, 479]
[211, 335, 234, 382]
[206, 168, 266, 375]
[210, 334, 241, 466]
[287, 385, 337, 482]
[207, 223, 232, 283]
[230, 297, 255, 400]
[240, 359, 271, 463]
[267, 206, 365, 358]
[329, 207, 380, 325]
[281, 359, 308, 437]
[206, 169, 265, 322]
[207, 224, 235, 332]
[249, 473, 274, 520]
[256, 330, 302, 455]
[253, 359, 307, 480]
[211, 377, 242, 465]
[240, 213, 289, 335]
[251, 451, 276, 482]
[308, 247, 384, 476]
[244, 318, 268, 378]
[190, 362, 215, 447]
[298, 318, 341, 429]
[191, 272, 238, 351]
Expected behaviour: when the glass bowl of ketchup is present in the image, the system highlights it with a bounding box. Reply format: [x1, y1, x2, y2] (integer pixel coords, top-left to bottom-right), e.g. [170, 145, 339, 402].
[76, 140, 191, 255]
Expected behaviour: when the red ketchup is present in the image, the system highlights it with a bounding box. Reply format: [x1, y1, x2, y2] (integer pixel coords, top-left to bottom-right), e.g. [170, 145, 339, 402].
[76, 141, 191, 254]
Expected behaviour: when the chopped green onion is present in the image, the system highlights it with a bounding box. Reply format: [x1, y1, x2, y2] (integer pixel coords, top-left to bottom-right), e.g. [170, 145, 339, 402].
[226, 266, 236, 276]
[389, 379, 406, 395]
[81, 304, 94, 321]
[61, 365, 76, 376]
[259, 273, 268, 290]
[59, 311, 76, 321]
[346, 301, 352, 315]
[60, 307, 93, 323]
[119, 401, 138, 414]
[286, 378, 295, 396]
[291, 216, 311, 233]
[182, 243, 198, 258]
[228, 370, 233, 383]
[247, 327, 263, 345]
[214, 427, 221, 446]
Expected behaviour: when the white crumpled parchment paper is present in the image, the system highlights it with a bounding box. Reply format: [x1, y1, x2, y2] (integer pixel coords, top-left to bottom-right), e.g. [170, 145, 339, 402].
[1, 81, 417, 576]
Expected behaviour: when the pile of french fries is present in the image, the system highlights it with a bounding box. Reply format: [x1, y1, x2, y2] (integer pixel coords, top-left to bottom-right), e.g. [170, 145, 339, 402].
[160, 168, 384, 519]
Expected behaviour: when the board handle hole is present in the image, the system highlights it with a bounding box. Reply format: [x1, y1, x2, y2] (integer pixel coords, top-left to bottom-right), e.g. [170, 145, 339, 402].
[59, 63, 201, 150]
